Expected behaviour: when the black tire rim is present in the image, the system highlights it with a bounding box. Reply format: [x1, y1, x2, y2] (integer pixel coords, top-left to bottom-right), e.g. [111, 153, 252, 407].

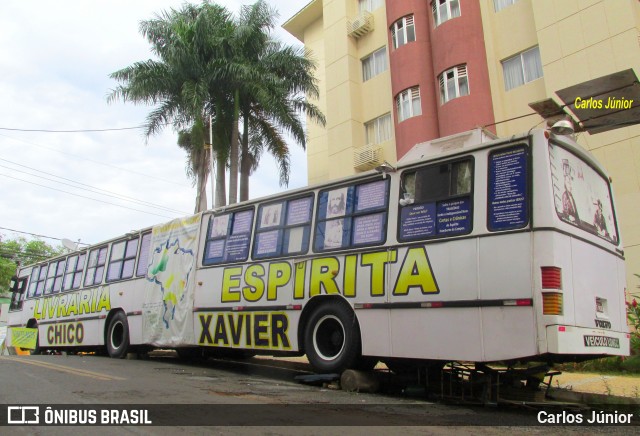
[312, 315, 345, 361]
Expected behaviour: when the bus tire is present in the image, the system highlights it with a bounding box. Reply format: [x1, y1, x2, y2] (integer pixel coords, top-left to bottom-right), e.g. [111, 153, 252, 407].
[304, 300, 361, 374]
[106, 312, 130, 359]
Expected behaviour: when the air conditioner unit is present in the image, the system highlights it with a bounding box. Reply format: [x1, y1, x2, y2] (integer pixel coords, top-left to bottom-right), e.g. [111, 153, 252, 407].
[347, 12, 374, 38]
[354, 143, 383, 171]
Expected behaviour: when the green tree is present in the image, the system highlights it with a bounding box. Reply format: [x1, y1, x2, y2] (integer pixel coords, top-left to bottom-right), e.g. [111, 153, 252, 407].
[108, 2, 236, 212]
[109, 1, 324, 209]
[231, 1, 325, 202]
[0, 237, 62, 291]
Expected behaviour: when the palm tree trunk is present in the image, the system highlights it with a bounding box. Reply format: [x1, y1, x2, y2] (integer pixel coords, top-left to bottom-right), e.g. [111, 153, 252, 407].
[228, 88, 240, 205]
[214, 149, 226, 208]
[240, 111, 250, 202]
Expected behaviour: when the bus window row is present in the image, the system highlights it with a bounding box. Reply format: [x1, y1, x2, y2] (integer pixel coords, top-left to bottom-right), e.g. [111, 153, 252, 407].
[25, 232, 152, 299]
[203, 144, 531, 266]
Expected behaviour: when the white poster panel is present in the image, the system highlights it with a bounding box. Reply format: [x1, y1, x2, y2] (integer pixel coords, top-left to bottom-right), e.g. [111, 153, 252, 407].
[142, 214, 202, 346]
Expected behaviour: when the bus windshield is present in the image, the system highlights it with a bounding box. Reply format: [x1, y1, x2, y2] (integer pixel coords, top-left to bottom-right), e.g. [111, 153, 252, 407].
[549, 142, 618, 244]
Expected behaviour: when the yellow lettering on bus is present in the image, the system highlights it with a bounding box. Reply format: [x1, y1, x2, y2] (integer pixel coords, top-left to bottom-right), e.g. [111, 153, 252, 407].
[309, 257, 340, 296]
[57, 294, 68, 318]
[67, 293, 78, 316]
[267, 262, 291, 301]
[243, 264, 265, 302]
[361, 250, 397, 297]
[221, 267, 242, 302]
[294, 261, 306, 300]
[96, 288, 111, 312]
[393, 247, 438, 296]
[198, 312, 290, 350]
[343, 255, 358, 297]
[79, 290, 91, 315]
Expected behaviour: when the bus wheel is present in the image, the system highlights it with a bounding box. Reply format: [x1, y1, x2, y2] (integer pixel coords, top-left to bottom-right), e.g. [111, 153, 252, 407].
[304, 301, 361, 374]
[107, 312, 130, 359]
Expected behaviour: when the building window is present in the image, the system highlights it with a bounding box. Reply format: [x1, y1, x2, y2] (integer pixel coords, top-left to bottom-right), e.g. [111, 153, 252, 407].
[432, 0, 461, 26]
[502, 46, 543, 91]
[359, 0, 383, 13]
[396, 87, 422, 122]
[365, 113, 392, 145]
[362, 47, 387, 82]
[391, 15, 415, 49]
[439, 65, 469, 104]
[494, 0, 520, 12]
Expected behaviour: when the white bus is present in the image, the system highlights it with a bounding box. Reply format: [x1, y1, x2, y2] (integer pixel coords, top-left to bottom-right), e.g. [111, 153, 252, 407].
[6, 128, 630, 374]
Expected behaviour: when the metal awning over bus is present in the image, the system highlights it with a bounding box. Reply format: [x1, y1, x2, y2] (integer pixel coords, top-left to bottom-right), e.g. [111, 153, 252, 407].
[529, 68, 640, 134]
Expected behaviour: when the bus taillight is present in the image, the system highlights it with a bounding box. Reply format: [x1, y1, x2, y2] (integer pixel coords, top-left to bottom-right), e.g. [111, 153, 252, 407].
[541, 267, 563, 315]
[542, 292, 563, 315]
[541, 266, 562, 289]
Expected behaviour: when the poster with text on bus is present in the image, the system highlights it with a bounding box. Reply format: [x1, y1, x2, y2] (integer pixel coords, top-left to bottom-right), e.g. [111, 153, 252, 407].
[549, 144, 617, 243]
[142, 214, 202, 346]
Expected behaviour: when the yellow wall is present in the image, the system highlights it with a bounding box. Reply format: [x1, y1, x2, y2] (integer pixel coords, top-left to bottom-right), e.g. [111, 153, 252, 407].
[483, 0, 640, 292]
[303, 14, 329, 185]
[285, 0, 395, 185]
[289, 0, 640, 291]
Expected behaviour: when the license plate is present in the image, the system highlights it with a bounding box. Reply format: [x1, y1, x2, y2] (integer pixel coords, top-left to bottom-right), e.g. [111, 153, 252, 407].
[583, 335, 620, 348]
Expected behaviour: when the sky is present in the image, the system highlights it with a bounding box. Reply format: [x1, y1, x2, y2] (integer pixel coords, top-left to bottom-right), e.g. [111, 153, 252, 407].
[0, 0, 309, 249]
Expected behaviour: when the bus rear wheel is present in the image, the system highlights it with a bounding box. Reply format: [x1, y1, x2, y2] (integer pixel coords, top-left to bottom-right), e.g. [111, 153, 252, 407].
[304, 300, 361, 374]
[107, 312, 130, 359]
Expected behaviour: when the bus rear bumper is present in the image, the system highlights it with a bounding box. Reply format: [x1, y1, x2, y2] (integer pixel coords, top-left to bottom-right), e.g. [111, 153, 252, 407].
[545, 325, 630, 356]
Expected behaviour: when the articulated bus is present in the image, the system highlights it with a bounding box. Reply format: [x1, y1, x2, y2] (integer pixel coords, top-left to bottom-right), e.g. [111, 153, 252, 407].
[6, 128, 630, 375]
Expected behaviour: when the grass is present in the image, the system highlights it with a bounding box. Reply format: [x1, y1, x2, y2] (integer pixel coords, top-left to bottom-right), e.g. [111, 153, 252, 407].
[557, 355, 640, 375]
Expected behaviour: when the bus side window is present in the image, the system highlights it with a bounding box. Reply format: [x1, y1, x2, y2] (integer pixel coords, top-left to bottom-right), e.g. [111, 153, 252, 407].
[34, 264, 48, 297]
[63, 253, 86, 291]
[27, 266, 40, 298]
[487, 145, 529, 232]
[136, 232, 152, 277]
[203, 209, 254, 265]
[253, 195, 314, 259]
[399, 158, 473, 241]
[9, 276, 27, 310]
[45, 259, 66, 295]
[107, 237, 139, 282]
[85, 246, 108, 287]
[314, 178, 390, 252]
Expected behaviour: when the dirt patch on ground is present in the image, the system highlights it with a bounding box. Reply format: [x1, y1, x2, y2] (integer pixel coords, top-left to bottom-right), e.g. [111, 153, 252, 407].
[550, 371, 640, 398]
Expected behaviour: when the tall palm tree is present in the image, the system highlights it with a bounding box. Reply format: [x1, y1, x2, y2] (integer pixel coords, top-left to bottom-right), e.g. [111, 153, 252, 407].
[107, 2, 235, 212]
[231, 1, 325, 202]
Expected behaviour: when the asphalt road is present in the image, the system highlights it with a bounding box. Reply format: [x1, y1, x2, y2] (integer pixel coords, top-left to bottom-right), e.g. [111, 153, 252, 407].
[0, 353, 635, 435]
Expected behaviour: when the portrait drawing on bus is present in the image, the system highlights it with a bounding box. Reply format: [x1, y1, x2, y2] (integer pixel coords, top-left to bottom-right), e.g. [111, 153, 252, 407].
[324, 218, 344, 249]
[326, 188, 347, 218]
[260, 203, 282, 229]
[593, 199, 610, 238]
[210, 215, 230, 238]
[562, 162, 579, 223]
